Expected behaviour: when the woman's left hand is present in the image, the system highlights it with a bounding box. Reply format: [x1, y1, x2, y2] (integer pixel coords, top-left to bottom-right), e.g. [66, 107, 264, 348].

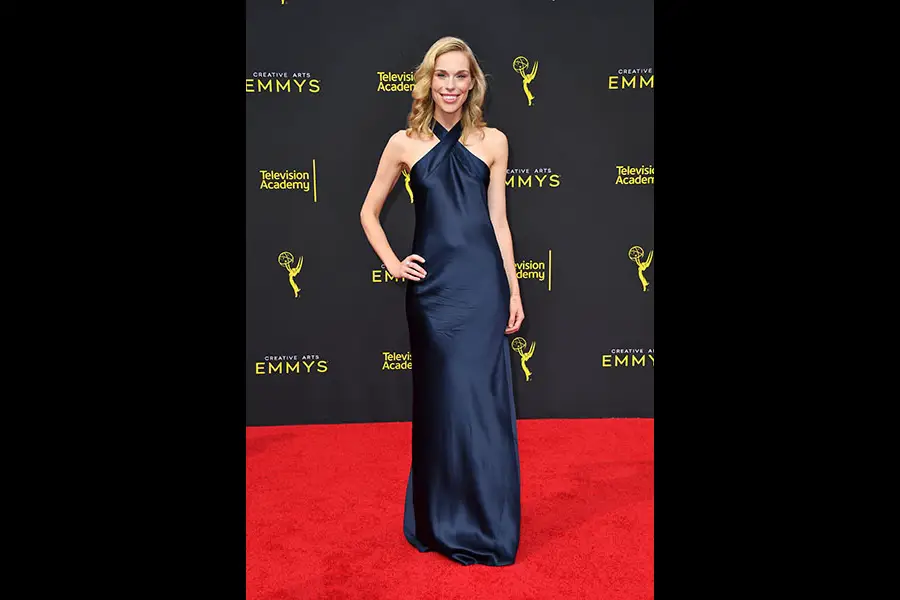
[506, 294, 524, 335]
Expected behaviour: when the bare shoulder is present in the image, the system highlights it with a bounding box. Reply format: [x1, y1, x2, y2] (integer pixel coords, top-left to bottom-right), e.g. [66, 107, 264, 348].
[485, 126, 508, 142]
[480, 127, 508, 168]
[484, 127, 508, 153]
[388, 129, 409, 148]
[391, 127, 433, 150]
[380, 129, 410, 159]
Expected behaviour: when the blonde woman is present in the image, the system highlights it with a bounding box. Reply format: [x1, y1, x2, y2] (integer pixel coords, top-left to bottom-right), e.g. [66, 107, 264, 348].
[360, 36, 524, 566]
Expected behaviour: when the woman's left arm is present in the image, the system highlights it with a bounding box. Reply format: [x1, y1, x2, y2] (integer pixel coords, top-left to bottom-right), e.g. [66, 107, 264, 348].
[487, 129, 520, 300]
[486, 129, 524, 333]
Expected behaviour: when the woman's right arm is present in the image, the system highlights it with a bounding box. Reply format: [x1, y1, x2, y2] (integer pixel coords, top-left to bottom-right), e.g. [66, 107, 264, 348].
[360, 131, 407, 277]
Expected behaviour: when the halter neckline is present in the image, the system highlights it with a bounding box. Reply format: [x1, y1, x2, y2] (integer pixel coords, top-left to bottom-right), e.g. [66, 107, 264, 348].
[433, 119, 462, 140]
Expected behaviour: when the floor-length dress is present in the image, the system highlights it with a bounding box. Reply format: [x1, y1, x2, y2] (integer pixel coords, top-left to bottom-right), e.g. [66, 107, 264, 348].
[402, 119, 521, 566]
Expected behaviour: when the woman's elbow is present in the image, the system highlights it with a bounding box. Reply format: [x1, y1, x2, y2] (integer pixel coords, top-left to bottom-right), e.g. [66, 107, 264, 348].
[360, 207, 376, 229]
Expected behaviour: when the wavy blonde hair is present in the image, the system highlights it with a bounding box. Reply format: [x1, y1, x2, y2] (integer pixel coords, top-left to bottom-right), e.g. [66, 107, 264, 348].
[406, 36, 488, 144]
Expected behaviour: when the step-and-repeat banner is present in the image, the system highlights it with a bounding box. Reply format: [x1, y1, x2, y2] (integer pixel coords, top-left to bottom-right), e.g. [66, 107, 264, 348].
[246, 0, 653, 426]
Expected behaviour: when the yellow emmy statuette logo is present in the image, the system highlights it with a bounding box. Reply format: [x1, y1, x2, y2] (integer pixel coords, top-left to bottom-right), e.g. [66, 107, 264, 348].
[512, 55, 538, 106]
[278, 251, 304, 298]
[401, 168, 414, 203]
[511, 336, 536, 381]
[628, 245, 653, 292]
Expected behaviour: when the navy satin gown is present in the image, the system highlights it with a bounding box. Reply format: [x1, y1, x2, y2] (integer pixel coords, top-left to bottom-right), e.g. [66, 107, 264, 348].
[402, 119, 522, 566]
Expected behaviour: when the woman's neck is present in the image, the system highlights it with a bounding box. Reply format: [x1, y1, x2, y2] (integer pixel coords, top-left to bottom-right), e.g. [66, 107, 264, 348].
[433, 109, 461, 132]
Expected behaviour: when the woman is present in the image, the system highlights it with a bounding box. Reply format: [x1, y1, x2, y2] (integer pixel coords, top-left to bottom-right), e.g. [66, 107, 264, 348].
[360, 36, 524, 567]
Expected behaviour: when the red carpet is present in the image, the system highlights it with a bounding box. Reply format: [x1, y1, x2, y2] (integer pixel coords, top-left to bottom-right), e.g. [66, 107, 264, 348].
[247, 418, 653, 599]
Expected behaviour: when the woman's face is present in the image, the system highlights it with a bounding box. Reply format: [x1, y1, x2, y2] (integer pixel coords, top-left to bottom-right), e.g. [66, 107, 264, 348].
[431, 51, 473, 115]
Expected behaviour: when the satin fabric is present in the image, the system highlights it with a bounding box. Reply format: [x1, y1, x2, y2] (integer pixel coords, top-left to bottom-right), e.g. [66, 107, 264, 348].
[402, 119, 522, 566]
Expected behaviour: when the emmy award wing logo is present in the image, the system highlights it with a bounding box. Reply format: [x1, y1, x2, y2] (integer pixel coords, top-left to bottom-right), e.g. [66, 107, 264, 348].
[278, 251, 304, 298]
[628, 245, 653, 292]
[512, 56, 538, 106]
[511, 336, 536, 381]
[401, 168, 414, 202]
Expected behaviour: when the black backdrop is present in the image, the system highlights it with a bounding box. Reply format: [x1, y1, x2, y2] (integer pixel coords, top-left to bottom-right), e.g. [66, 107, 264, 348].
[246, 0, 653, 426]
